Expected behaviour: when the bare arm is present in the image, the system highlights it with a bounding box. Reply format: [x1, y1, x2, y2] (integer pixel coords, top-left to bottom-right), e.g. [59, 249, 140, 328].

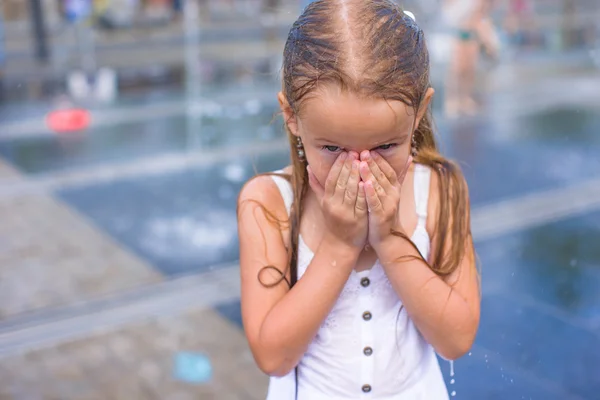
[243, 226, 359, 376]
[239, 153, 367, 376]
[377, 171, 479, 360]
[378, 235, 479, 360]
[358, 152, 480, 360]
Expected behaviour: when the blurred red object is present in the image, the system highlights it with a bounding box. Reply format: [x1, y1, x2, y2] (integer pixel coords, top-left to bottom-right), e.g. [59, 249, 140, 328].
[46, 108, 91, 133]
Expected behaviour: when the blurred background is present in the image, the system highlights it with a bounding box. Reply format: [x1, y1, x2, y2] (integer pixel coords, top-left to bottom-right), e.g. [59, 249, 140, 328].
[0, 0, 599, 398]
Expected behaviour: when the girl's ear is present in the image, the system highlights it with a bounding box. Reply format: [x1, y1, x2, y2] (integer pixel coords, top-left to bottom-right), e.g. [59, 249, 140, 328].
[278, 91, 299, 136]
[414, 87, 435, 131]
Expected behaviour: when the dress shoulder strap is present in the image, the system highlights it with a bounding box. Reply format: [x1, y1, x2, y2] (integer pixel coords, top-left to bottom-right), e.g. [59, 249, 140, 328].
[270, 171, 294, 216]
[413, 163, 432, 228]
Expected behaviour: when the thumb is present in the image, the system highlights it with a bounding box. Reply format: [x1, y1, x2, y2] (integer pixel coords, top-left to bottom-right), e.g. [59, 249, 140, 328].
[307, 165, 324, 200]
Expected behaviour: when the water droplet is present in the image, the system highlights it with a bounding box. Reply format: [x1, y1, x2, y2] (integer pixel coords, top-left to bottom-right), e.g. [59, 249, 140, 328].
[223, 164, 246, 183]
[468, 352, 472, 356]
[570, 258, 578, 267]
[450, 379, 455, 385]
[244, 99, 262, 115]
[451, 391, 457, 397]
[449, 360, 454, 377]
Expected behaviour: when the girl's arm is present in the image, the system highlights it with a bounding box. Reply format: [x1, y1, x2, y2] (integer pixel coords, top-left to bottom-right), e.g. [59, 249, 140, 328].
[239, 154, 366, 376]
[377, 172, 480, 360]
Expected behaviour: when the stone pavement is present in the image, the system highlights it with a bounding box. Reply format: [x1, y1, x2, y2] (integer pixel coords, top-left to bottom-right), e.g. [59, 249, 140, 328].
[0, 158, 162, 319]
[0, 157, 268, 399]
[0, 308, 267, 399]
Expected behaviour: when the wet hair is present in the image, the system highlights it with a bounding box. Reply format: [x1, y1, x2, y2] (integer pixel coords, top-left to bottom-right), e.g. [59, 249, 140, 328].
[260, 0, 474, 288]
[241, 0, 473, 291]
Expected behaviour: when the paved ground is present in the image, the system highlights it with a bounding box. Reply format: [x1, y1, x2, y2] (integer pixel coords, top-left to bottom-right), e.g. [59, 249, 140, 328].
[0, 308, 267, 399]
[0, 154, 267, 399]
[0, 28, 599, 399]
[0, 159, 162, 319]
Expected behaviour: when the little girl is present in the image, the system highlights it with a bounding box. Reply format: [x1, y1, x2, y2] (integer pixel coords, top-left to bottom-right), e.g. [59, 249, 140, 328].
[237, 1, 480, 398]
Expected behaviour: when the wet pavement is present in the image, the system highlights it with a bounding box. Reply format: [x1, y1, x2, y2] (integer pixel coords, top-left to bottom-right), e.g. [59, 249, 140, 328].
[0, 55, 599, 399]
[37, 100, 598, 279]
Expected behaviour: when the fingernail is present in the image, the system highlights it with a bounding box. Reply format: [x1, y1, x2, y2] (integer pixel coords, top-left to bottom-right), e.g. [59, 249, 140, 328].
[340, 153, 348, 160]
[352, 161, 358, 170]
[371, 151, 379, 159]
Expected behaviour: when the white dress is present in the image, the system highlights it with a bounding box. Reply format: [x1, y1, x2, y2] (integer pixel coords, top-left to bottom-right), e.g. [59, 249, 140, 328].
[267, 164, 449, 400]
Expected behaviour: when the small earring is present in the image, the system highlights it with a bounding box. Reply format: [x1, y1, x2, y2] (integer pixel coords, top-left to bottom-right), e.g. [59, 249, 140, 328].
[411, 134, 418, 156]
[296, 136, 306, 162]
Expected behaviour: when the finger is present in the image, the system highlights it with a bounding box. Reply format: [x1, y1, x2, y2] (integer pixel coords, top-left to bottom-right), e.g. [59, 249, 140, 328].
[359, 160, 375, 183]
[324, 152, 347, 197]
[371, 151, 398, 186]
[344, 160, 360, 206]
[355, 181, 368, 217]
[364, 151, 393, 193]
[360, 161, 386, 198]
[333, 157, 354, 203]
[364, 180, 383, 213]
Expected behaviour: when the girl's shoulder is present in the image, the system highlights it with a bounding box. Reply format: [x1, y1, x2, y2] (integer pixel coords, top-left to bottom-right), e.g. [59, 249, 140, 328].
[237, 167, 293, 224]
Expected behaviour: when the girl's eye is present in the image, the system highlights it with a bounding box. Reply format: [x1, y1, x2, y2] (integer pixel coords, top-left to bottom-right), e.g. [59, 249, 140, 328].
[377, 143, 396, 150]
[322, 145, 341, 153]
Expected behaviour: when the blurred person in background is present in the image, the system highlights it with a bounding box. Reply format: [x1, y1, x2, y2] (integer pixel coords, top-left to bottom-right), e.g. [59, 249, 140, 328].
[96, 0, 139, 29]
[477, 0, 500, 61]
[143, 0, 172, 24]
[0, 12, 4, 103]
[172, 0, 183, 20]
[262, 0, 281, 14]
[62, 0, 93, 22]
[442, 0, 498, 117]
[503, 0, 533, 48]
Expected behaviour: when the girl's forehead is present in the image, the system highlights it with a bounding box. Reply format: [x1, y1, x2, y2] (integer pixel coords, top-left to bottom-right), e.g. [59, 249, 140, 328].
[299, 90, 414, 142]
